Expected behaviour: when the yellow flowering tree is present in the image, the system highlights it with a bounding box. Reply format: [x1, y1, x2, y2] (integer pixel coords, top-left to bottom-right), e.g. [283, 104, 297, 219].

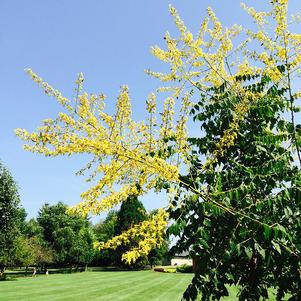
[16, 0, 301, 299]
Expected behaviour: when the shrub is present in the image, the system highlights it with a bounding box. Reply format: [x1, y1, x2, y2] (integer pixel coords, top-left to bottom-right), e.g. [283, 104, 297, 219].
[176, 264, 193, 273]
[153, 267, 164, 273]
[164, 268, 177, 273]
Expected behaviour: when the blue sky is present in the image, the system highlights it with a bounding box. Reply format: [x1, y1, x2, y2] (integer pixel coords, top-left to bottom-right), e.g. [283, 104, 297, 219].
[1, 0, 300, 222]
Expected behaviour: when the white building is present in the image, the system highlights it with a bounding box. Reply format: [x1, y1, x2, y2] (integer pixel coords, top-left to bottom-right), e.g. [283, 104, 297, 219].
[171, 251, 193, 266]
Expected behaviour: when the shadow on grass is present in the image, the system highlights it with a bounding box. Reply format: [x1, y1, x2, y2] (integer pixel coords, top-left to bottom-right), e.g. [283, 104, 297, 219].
[4, 267, 86, 279]
[88, 266, 152, 272]
[3, 266, 152, 281]
[0, 277, 18, 281]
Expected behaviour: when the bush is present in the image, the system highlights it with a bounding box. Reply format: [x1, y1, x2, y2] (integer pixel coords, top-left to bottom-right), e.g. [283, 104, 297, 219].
[164, 268, 176, 273]
[154, 267, 164, 273]
[154, 267, 177, 273]
[176, 264, 193, 273]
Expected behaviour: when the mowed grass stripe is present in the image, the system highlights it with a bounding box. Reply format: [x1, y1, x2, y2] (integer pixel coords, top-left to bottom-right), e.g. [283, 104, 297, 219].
[0, 271, 193, 301]
[0, 272, 180, 301]
[149, 274, 191, 301]
[0, 272, 143, 300]
[116, 273, 187, 301]
[43, 271, 172, 301]
[1, 272, 149, 301]
[90, 272, 190, 301]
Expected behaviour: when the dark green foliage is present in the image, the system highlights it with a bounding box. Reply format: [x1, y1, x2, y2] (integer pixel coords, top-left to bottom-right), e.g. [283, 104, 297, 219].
[114, 196, 148, 268]
[148, 243, 169, 268]
[37, 202, 94, 268]
[93, 205, 169, 268]
[0, 162, 22, 279]
[24, 218, 44, 239]
[15, 207, 28, 235]
[21, 217, 54, 271]
[0, 163, 54, 277]
[27, 236, 54, 270]
[115, 195, 147, 234]
[92, 210, 118, 266]
[94, 210, 118, 242]
[147, 209, 170, 267]
[168, 74, 301, 300]
[177, 264, 193, 273]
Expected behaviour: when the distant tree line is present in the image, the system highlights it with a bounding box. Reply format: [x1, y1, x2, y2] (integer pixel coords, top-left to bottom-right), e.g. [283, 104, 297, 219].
[0, 161, 169, 280]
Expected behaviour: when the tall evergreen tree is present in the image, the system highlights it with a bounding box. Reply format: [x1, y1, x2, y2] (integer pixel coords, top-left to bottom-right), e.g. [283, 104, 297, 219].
[115, 196, 147, 234]
[114, 196, 147, 268]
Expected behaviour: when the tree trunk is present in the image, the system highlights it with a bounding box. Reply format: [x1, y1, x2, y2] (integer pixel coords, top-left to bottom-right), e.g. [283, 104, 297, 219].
[43, 264, 47, 274]
[192, 256, 199, 274]
[0, 266, 6, 280]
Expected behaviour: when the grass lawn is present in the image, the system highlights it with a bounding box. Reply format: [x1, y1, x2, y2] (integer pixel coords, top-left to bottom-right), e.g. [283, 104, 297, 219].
[0, 270, 281, 301]
[0, 270, 192, 301]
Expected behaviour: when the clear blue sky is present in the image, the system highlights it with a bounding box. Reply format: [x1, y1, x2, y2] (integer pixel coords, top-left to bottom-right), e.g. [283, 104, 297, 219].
[0, 0, 300, 222]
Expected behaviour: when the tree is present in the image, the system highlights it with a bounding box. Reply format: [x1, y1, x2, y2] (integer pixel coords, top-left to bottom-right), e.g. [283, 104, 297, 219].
[115, 196, 147, 234]
[93, 210, 118, 242]
[70, 227, 94, 271]
[16, 0, 301, 299]
[169, 74, 301, 300]
[27, 236, 54, 272]
[15, 207, 28, 235]
[37, 202, 94, 269]
[93, 210, 118, 266]
[114, 196, 148, 268]
[10, 236, 34, 271]
[93, 197, 150, 268]
[93, 200, 167, 268]
[18, 218, 54, 273]
[148, 209, 169, 268]
[0, 162, 22, 280]
[24, 218, 44, 240]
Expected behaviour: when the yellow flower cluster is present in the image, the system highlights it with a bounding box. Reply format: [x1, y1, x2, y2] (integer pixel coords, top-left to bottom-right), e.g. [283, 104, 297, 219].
[94, 209, 168, 264]
[16, 71, 179, 218]
[242, 0, 301, 86]
[175, 93, 191, 162]
[240, 3, 268, 28]
[160, 97, 175, 140]
[26, 69, 71, 108]
[149, 0, 301, 171]
[205, 95, 251, 167]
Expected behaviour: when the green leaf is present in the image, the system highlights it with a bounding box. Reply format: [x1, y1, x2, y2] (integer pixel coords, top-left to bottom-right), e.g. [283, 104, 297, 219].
[263, 224, 272, 240]
[272, 241, 281, 254]
[199, 238, 209, 250]
[255, 242, 265, 259]
[244, 247, 253, 259]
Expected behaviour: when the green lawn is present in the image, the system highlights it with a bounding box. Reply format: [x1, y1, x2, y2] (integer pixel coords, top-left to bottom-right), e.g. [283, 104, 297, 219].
[0, 270, 192, 301]
[0, 270, 281, 301]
